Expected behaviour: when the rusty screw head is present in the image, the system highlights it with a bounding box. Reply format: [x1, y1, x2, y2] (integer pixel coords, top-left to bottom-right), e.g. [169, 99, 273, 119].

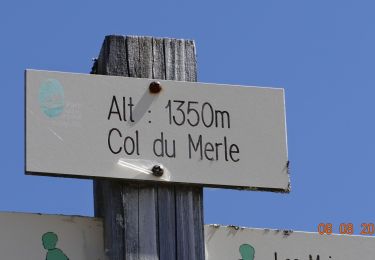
[151, 165, 164, 177]
[149, 81, 162, 94]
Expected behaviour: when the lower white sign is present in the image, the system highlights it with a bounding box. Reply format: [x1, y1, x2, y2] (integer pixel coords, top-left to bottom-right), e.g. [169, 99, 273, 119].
[205, 225, 375, 260]
[2, 212, 374, 260]
[0, 212, 106, 260]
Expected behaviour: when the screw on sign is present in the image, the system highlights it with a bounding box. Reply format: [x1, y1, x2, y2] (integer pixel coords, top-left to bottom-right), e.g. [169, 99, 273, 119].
[151, 165, 164, 177]
[149, 81, 162, 94]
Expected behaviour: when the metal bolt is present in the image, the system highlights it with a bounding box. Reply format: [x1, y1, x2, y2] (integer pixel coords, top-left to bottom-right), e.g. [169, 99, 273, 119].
[151, 165, 164, 177]
[149, 81, 162, 94]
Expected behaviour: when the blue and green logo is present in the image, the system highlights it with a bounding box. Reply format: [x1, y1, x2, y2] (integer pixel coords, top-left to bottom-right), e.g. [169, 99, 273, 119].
[38, 79, 64, 118]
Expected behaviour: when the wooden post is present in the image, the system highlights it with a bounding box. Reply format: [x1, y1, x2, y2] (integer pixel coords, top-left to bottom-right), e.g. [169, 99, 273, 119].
[92, 35, 205, 260]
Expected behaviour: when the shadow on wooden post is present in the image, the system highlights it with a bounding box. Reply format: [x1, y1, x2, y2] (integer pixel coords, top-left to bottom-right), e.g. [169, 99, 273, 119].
[92, 35, 205, 260]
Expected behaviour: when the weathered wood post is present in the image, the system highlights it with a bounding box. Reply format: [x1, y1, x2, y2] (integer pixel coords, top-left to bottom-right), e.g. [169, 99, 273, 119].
[93, 35, 205, 260]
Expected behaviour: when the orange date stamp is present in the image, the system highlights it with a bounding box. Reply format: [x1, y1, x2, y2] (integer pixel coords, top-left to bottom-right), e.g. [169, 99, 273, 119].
[318, 223, 374, 235]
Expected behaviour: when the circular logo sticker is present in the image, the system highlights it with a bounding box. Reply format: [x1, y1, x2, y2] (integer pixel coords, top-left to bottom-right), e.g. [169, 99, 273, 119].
[38, 79, 65, 118]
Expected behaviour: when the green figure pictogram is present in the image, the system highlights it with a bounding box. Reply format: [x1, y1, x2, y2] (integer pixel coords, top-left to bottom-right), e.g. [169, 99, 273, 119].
[42, 232, 69, 260]
[239, 243, 255, 260]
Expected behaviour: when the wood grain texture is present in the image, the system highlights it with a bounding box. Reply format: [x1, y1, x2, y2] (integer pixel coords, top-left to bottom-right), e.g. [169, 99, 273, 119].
[123, 183, 139, 260]
[93, 35, 204, 260]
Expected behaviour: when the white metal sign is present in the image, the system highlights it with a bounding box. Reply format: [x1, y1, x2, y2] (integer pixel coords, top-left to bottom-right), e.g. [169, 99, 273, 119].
[204, 225, 375, 260]
[0, 212, 106, 260]
[25, 70, 289, 191]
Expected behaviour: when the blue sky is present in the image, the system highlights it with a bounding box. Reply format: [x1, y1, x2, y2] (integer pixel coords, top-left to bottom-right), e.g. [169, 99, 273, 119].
[1, 0, 375, 235]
